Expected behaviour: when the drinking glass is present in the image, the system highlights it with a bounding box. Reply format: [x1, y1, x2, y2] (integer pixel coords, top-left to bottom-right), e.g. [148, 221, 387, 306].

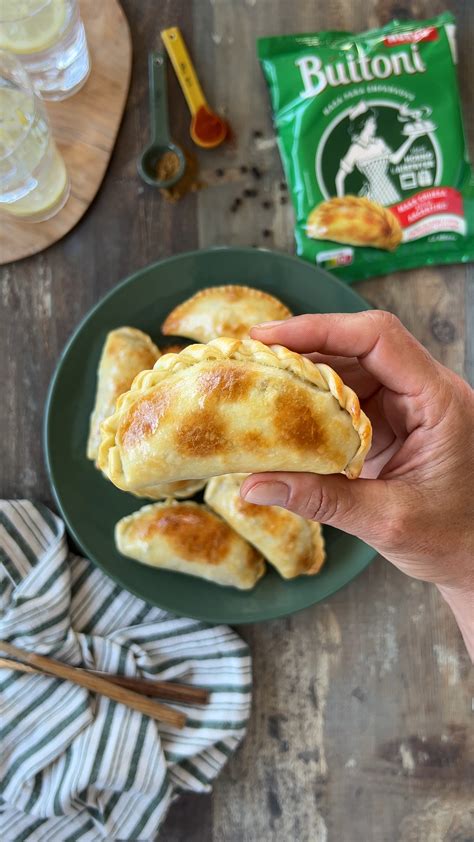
[0, 50, 70, 222]
[0, 0, 90, 101]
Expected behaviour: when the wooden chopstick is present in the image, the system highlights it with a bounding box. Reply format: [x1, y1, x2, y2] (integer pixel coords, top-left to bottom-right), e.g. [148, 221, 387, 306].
[0, 642, 186, 729]
[0, 657, 43, 674]
[0, 655, 208, 704]
[0, 658, 204, 701]
[90, 672, 209, 704]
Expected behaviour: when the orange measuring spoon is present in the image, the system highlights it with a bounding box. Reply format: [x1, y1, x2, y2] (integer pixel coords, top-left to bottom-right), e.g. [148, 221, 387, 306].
[161, 26, 228, 149]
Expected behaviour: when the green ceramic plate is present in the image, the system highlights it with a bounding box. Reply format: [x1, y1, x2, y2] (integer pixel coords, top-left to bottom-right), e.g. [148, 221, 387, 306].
[44, 247, 376, 624]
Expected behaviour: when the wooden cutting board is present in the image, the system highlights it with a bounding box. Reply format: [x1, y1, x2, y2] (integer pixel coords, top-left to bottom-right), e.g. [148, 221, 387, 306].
[0, 0, 132, 265]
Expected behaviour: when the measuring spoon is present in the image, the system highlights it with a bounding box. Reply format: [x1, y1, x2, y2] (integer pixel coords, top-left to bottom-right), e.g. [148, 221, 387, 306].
[161, 27, 228, 149]
[138, 49, 186, 188]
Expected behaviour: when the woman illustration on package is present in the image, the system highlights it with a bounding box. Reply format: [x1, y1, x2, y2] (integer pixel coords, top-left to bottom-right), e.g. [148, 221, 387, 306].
[335, 102, 429, 206]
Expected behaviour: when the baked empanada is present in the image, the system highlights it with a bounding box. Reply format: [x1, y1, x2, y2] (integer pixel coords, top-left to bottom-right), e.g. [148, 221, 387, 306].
[306, 196, 402, 251]
[87, 327, 160, 462]
[115, 500, 265, 589]
[205, 474, 326, 579]
[98, 338, 371, 496]
[161, 284, 292, 342]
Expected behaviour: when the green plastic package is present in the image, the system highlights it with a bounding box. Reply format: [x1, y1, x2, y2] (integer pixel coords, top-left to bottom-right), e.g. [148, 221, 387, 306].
[258, 12, 474, 282]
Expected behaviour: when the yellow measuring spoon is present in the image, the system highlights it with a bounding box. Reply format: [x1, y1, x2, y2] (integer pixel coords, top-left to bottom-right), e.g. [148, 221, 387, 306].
[161, 26, 229, 149]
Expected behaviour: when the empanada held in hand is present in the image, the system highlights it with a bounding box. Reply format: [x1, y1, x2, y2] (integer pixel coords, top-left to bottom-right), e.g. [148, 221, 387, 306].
[98, 338, 371, 495]
[205, 474, 326, 579]
[115, 500, 266, 589]
[161, 284, 292, 342]
[307, 196, 402, 251]
[87, 327, 160, 462]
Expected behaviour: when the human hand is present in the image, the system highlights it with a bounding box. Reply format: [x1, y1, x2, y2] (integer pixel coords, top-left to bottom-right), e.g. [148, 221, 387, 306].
[241, 312, 473, 650]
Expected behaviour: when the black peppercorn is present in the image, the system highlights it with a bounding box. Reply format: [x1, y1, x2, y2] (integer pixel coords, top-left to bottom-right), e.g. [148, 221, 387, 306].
[230, 197, 242, 213]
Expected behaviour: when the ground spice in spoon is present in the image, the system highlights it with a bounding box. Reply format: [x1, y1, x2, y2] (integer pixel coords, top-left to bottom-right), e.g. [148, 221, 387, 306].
[155, 150, 182, 182]
[159, 148, 203, 203]
[193, 106, 227, 145]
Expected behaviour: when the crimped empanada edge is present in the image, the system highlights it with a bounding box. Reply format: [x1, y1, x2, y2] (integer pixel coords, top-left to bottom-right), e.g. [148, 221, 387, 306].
[98, 337, 372, 486]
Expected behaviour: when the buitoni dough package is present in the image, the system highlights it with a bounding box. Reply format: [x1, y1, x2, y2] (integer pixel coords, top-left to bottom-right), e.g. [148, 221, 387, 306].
[258, 12, 474, 282]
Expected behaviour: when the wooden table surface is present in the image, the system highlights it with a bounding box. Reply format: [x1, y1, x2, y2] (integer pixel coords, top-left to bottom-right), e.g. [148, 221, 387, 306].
[1, 1, 473, 840]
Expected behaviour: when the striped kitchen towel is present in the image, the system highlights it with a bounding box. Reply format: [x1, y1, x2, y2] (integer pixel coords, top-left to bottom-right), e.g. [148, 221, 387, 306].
[0, 500, 252, 841]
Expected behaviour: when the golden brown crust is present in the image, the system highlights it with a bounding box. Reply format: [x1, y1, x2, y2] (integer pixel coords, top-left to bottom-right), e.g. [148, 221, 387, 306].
[161, 284, 292, 342]
[135, 503, 232, 563]
[307, 196, 402, 251]
[120, 389, 172, 450]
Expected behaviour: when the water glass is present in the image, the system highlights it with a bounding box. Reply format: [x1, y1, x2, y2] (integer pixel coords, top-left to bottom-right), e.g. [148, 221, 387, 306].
[0, 50, 70, 222]
[0, 0, 90, 101]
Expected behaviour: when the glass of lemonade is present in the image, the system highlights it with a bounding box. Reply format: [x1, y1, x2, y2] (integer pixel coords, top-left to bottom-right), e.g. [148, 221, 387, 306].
[0, 50, 70, 222]
[0, 0, 90, 101]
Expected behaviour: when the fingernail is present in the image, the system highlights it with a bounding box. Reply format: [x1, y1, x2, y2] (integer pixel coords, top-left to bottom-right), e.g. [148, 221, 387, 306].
[252, 320, 286, 330]
[243, 481, 289, 507]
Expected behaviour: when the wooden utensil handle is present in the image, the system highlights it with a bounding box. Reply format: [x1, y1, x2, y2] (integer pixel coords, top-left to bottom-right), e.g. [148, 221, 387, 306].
[0, 657, 209, 704]
[161, 26, 207, 115]
[94, 672, 209, 704]
[0, 657, 36, 673]
[0, 652, 209, 704]
[0, 642, 186, 729]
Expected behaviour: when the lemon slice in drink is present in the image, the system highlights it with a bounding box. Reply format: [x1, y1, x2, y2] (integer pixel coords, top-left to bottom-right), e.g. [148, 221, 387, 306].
[7, 144, 69, 219]
[0, 0, 67, 55]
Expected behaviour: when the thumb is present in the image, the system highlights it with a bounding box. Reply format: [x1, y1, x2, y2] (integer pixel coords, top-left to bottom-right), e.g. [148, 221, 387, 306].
[240, 472, 398, 547]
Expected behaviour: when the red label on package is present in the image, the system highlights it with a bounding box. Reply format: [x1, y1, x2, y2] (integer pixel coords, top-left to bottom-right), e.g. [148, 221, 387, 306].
[391, 187, 463, 227]
[384, 27, 438, 46]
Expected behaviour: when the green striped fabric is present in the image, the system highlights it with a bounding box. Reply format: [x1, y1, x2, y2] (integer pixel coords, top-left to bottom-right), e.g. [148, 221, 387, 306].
[0, 501, 252, 840]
